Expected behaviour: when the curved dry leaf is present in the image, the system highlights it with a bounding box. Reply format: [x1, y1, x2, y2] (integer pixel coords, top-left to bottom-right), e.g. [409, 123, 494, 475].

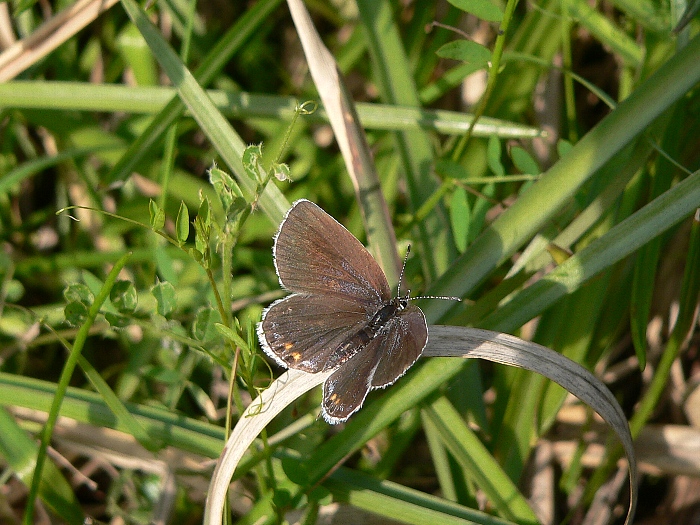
[203, 368, 330, 524]
[204, 325, 637, 525]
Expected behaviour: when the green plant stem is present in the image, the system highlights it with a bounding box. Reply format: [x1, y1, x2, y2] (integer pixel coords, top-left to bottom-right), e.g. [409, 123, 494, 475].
[452, 0, 521, 161]
[561, 0, 578, 142]
[23, 253, 131, 525]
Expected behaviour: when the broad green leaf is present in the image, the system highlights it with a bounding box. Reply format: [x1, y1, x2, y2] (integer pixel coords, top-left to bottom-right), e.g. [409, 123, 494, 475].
[63, 283, 94, 306]
[510, 146, 540, 176]
[272, 162, 291, 181]
[242, 143, 266, 184]
[450, 186, 470, 253]
[487, 135, 504, 176]
[149, 199, 166, 230]
[64, 301, 89, 327]
[215, 323, 248, 350]
[192, 307, 221, 342]
[436, 40, 492, 66]
[209, 167, 244, 211]
[175, 202, 190, 244]
[446, 0, 504, 22]
[105, 311, 130, 329]
[434, 158, 468, 179]
[151, 281, 176, 317]
[110, 280, 138, 313]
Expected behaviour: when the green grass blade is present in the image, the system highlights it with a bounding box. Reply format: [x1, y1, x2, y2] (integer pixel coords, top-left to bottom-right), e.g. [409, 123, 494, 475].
[0, 80, 542, 138]
[0, 407, 84, 524]
[326, 466, 521, 525]
[119, 0, 289, 223]
[357, 0, 455, 280]
[106, 0, 283, 184]
[423, 34, 700, 321]
[423, 397, 539, 524]
[482, 170, 700, 332]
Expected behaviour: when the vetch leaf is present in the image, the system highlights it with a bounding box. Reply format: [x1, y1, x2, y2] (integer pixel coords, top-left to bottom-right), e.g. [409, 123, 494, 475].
[63, 283, 94, 306]
[510, 146, 540, 176]
[149, 199, 165, 230]
[190, 248, 204, 263]
[110, 280, 137, 313]
[215, 323, 248, 351]
[557, 139, 573, 158]
[434, 158, 467, 180]
[192, 307, 221, 342]
[105, 311, 130, 329]
[450, 186, 470, 253]
[175, 202, 190, 244]
[63, 301, 88, 327]
[446, 0, 504, 22]
[151, 281, 176, 317]
[242, 143, 266, 185]
[487, 135, 505, 177]
[198, 197, 211, 227]
[271, 162, 291, 182]
[209, 167, 244, 211]
[436, 40, 491, 66]
[193, 215, 211, 268]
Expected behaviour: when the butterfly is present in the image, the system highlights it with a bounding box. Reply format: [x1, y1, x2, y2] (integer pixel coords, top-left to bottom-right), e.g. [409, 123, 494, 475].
[257, 199, 431, 423]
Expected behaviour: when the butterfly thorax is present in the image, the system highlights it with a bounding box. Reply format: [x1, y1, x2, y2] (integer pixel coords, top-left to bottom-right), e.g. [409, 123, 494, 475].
[324, 297, 408, 370]
[367, 297, 408, 331]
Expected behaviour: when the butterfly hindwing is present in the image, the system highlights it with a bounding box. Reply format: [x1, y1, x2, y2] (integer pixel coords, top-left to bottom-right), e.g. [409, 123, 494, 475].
[321, 306, 427, 423]
[371, 304, 427, 388]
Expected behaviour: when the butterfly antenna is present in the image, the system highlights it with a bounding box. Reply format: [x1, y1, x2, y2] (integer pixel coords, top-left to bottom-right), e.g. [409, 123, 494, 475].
[397, 244, 411, 297]
[413, 294, 462, 302]
[399, 245, 461, 303]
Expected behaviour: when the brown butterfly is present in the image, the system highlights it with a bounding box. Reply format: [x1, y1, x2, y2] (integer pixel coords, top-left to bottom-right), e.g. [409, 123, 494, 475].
[258, 200, 456, 423]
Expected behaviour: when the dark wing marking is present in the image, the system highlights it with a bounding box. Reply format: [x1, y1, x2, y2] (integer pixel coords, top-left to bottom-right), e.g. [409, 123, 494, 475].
[273, 199, 391, 308]
[257, 294, 371, 373]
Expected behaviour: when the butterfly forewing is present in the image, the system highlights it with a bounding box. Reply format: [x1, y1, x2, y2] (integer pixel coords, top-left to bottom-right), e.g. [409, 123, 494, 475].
[258, 293, 372, 373]
[274, 200, 391, 307]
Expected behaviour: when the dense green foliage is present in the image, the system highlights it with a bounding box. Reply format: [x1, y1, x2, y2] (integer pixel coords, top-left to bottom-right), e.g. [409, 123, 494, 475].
[1, 0, 699, 523]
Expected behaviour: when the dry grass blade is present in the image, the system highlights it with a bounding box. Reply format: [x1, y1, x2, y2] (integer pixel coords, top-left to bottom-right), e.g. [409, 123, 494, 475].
[286, 0, 402, 284]
[203, 368, 331, 525]
[0, 0, 119, 81]
[204, 326, 637, 525]
[425, 326, 637, 525]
